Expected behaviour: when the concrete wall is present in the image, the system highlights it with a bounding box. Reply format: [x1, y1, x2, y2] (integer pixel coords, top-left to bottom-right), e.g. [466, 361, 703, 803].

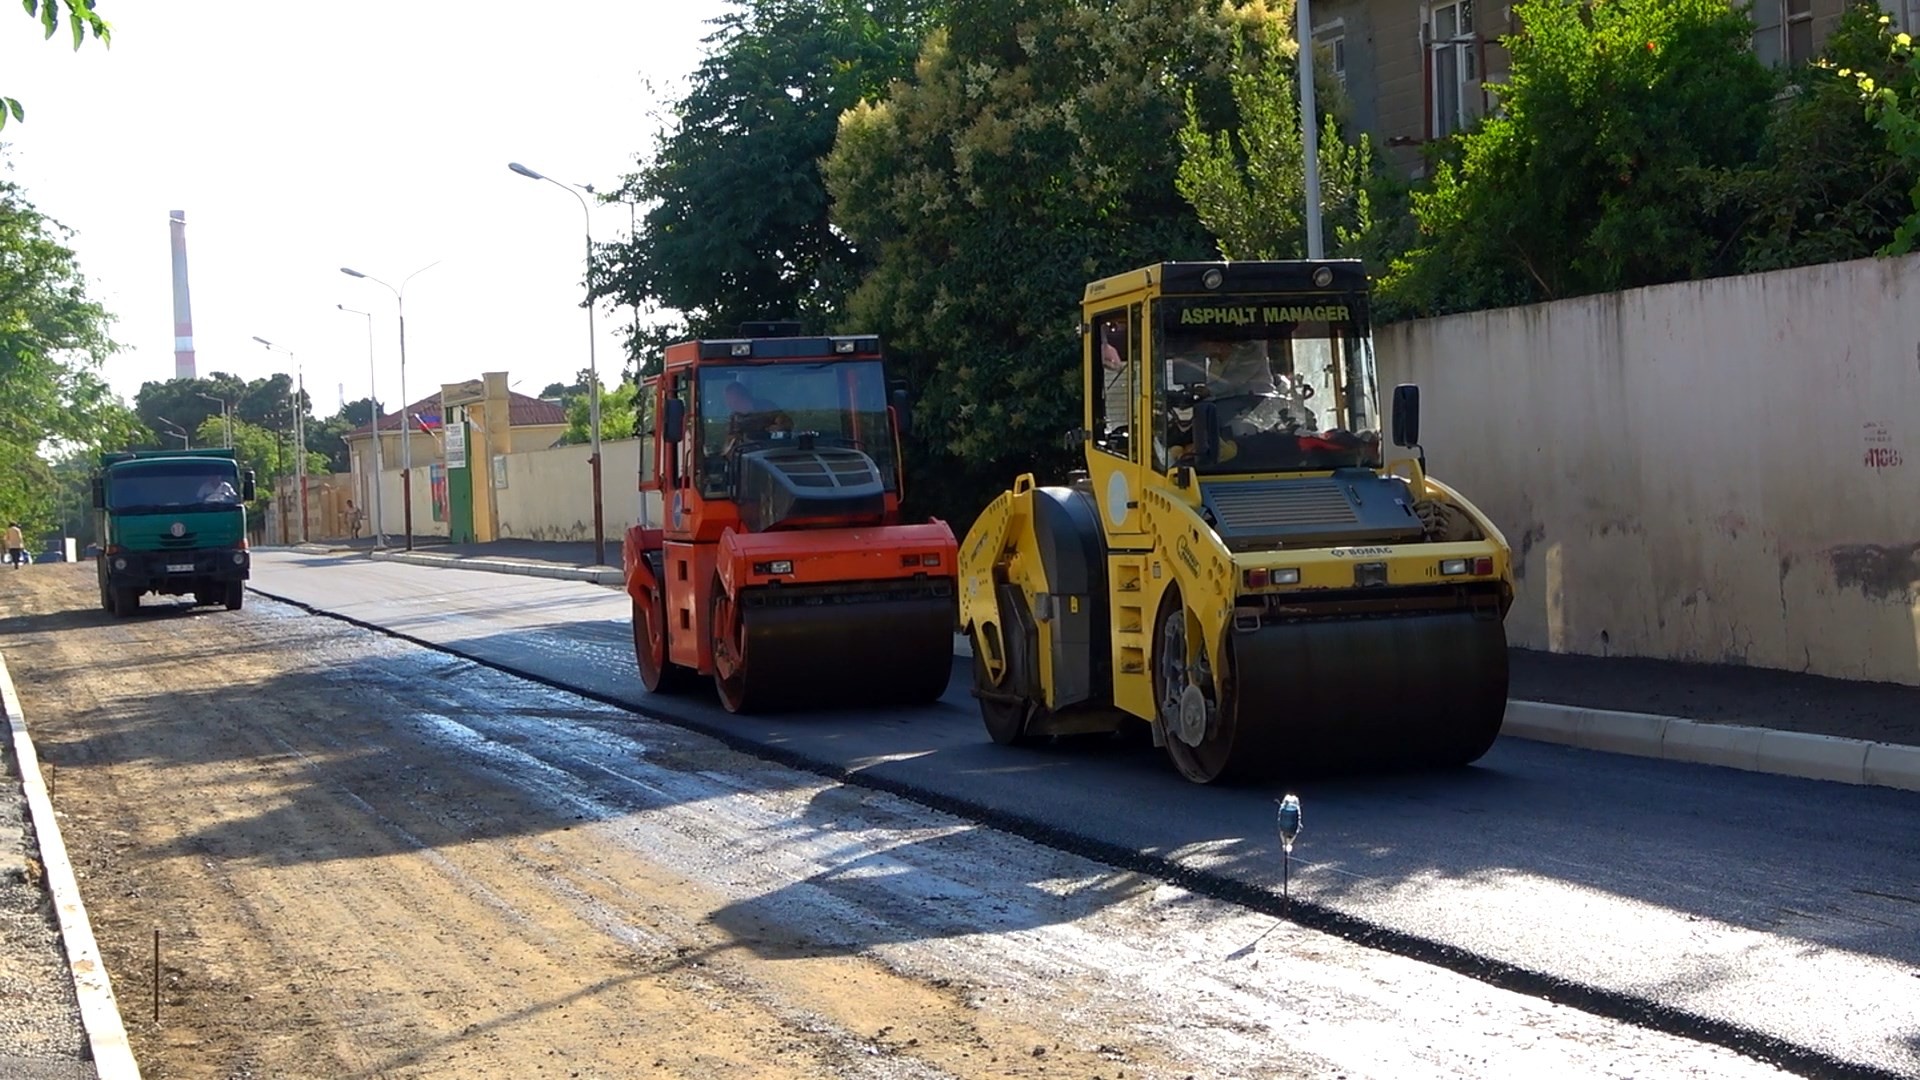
[1376, 251, 1920, 686]
[491, 437, 663, 545]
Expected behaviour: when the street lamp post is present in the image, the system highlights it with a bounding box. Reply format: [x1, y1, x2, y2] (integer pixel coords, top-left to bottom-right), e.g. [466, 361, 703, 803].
[509, 160, 605, 568]
[338, 303, 387, 547]
[252, 336, 307, 544]
[341, 261, 440, 552]
[155, 416, 191, 449]
[195, 393, 232, 448]
[585, 183, 650, 531]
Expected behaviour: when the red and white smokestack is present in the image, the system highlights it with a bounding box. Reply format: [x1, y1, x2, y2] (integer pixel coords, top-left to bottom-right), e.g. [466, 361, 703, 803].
[169, 210, 196, 380]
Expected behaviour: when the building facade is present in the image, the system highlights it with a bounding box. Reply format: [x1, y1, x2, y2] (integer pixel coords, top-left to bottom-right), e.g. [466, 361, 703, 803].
[1306, 0, 1916, 178]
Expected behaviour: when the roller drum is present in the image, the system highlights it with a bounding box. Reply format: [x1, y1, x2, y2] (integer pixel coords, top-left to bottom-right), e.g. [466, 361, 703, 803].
[721, 579, 957, 712]
[1211, 609, 1509, 781]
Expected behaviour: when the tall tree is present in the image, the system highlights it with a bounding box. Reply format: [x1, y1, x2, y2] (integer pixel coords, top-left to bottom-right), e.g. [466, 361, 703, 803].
[823, 0, 1288, 524]
[3, 1, 112, 132]
[594, 0, 947, 375]
[133, 372, 308, 454]
[1377, 0, 1777, 317]
[0, 168, 133, 540]
[1174, 22, 1382, 262]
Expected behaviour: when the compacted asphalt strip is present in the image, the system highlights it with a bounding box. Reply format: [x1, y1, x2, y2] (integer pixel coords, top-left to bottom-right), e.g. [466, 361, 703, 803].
[251, 550, 1920, 1079]
[329, 541, 1920, 794]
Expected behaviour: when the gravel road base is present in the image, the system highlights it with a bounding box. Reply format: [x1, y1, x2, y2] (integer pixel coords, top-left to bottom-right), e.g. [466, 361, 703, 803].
[0, 726, 95, 1080]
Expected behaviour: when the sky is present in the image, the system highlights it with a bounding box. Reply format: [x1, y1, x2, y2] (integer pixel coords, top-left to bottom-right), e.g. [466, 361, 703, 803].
[0, 1, 737, 421]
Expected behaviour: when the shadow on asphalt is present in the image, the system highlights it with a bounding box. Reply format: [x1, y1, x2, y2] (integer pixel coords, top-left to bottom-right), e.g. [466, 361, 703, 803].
[10, 572, 1920, 1001]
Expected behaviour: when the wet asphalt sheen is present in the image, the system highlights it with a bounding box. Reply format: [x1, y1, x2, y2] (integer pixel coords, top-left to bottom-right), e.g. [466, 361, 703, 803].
[247, 551, 1920, 1079]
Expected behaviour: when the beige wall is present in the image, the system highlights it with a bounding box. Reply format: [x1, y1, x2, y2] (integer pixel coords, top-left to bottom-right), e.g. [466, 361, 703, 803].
[1377, 251, 1920, 686]
[491, 437, 664, 546]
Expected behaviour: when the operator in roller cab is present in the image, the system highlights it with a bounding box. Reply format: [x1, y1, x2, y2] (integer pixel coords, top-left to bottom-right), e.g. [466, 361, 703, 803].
[1156, 315, 1383, 475]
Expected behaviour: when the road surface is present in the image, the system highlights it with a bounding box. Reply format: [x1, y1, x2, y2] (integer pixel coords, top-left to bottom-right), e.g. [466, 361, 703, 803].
[0, 559, 1846, 1077]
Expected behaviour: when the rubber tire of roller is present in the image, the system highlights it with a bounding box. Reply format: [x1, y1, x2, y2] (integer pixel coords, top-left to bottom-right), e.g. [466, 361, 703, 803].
[633, 592, 696, 694]
[972, 628, 1041, 747]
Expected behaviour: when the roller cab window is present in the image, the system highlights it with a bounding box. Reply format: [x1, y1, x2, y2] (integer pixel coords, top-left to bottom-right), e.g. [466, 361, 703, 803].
[694, 361, 901, 498]
[1152, 296, 1383, 475]
[1089, 308, 1135, 461]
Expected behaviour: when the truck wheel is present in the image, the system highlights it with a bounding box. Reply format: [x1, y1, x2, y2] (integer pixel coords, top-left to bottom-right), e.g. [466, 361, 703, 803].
[112, 586, 138, 615]
[224, 581, 244, 611]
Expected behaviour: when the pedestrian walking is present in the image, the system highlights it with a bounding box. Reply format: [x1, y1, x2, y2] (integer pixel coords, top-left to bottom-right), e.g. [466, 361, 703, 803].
[5, 522, 25, 569]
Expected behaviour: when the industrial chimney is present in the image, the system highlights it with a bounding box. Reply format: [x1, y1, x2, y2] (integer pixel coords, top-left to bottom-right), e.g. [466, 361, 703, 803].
[169, 210, 196, 380]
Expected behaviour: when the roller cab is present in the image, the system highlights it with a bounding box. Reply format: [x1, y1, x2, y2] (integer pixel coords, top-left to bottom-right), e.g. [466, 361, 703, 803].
[624, 324, 958, 712]
[958, 260, 1516, 784]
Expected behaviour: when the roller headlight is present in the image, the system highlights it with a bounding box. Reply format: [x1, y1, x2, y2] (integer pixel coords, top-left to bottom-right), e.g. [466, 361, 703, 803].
[113, 557, 127, 570]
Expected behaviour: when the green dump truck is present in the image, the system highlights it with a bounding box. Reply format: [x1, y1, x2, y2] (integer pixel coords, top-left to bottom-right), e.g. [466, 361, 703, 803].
[91, 448, 256, 615]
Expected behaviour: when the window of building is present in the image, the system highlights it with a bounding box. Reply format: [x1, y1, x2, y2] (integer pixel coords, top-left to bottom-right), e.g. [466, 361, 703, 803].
[1750, 0, 1820, 66]
[1428, 0, 1477, 138]
[1785, 0, 1813, 64]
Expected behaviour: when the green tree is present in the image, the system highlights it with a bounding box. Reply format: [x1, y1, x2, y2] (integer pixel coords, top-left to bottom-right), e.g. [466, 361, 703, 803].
[1174, 22, 1380, 262]
[823, 0, 1285, 523]
[594, 0, 947, 376]
[562, 380, 638, 444]
[1378, 0, 1777, 318]
[0, 169, 134, 541]
[1702, 5, 1920, 272]
[133, 372, 307, 454]
[3, 1, 112, 132]
[192, 414, 326, 534]
[1844, 14, 1920, 254]
[311, 397, 382, 474]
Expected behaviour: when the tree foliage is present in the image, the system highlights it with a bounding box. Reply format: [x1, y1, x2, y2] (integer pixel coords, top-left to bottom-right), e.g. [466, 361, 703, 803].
[132, 373, 308, 454]
[1843, 13, 1920, 255]
[561, 379, 638, 444]
[193, 414, 328, 533]
[824, 0, 1288, 523]
[4, 1, 112, 131]
[595, 0, 946, 374]
[1693, 5, 1919, 272]
[1377, 0, 1777, 318]
[1174, 23, 1380, 262]
[0, 170, 132, 540]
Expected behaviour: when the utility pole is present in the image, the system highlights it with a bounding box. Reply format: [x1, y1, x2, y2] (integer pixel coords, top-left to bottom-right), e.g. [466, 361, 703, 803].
[510, 161, 606, 568]
[1297, 0, 1325, 259]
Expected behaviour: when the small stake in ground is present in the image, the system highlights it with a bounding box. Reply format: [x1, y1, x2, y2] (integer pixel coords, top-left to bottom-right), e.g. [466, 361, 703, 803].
[152, 928, 160, 1023]
[1277, 794, 1302, 906]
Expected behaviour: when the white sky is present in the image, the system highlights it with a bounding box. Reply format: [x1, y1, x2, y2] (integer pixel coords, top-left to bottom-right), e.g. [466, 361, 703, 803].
[0, 1, 735, 421]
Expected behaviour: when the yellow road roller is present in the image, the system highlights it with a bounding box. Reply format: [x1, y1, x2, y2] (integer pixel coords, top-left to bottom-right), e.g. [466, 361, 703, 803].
[956, 259, 1515, 784]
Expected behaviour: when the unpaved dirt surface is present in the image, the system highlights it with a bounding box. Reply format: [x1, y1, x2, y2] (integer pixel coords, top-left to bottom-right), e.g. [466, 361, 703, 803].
[0, 563, 1812, 1079]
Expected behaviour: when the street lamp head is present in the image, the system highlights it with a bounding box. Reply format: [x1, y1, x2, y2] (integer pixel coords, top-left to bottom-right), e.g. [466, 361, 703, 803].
[252, 335, 273, 347]
[508, 162, 544, 180]
[340, 267, 367, 279]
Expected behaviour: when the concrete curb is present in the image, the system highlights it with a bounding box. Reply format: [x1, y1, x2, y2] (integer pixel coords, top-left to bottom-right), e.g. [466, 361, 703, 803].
[316, 549, 1920, 796]
[366, 549, 626, 586]
[1502, 701, 1920, 794]
[0, 653, 142, 1079]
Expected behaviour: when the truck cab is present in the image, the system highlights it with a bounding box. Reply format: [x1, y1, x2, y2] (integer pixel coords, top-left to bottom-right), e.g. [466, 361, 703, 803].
[92, 447, 256, 615]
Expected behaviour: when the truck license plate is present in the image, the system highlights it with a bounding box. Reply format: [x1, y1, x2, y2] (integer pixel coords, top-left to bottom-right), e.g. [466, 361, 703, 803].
[166, 563, 194, 573]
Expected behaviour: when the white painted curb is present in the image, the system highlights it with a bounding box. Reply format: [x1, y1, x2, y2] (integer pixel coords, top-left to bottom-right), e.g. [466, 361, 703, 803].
[1501, 701, 1920, 794]
[329, 549, 1920, 796]
[0, 652, 142, 1079]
